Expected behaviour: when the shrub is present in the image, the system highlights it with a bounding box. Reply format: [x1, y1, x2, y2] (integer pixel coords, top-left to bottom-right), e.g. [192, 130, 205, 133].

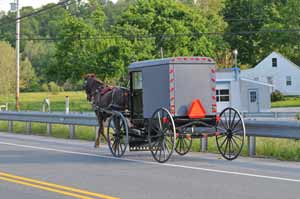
[41, 83, 49, 92]
[48, 81, 61, 94]
[271, 90, 284, 102]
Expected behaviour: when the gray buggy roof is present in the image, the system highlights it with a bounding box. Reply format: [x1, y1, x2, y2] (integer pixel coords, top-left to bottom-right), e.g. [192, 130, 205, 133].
[129, 57, 215, 70]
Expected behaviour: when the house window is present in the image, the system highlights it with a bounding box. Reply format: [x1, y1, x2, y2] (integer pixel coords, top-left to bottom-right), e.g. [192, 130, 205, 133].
[267, 76, 273, 85]
[272, 58, 277, 67]
[216, 89, 230, 102]
[286, 76, 292, 86]
[254, 77, 259, 81]
[250, 91, 257, 103]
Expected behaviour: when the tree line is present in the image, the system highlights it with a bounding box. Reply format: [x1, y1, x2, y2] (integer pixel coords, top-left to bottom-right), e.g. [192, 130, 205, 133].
[0, 0, 299, 94]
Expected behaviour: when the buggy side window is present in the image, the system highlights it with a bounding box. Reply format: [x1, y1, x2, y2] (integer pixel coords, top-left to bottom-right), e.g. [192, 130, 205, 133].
[133, 72, 143, 89]
[130, 72, 143, 119]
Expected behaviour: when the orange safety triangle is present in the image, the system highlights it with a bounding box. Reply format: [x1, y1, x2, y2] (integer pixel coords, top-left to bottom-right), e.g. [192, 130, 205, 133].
[187, 99, 206, 119]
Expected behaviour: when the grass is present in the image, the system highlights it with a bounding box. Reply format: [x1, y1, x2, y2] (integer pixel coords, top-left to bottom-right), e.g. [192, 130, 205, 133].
[0, 91, 91, 112]
[0, 91, 299, 161]
[190, 137, 300, 161]
[271, 96, 300, 108]
[0, 120, 299, 161]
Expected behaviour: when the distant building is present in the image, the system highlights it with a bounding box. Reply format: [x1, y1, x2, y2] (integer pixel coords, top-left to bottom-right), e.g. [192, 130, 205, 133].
[241, 52, 300, 95]
[216, 68, 273, 113]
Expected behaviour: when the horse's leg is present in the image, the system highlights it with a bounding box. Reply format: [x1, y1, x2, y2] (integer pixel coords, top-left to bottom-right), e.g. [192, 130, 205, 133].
[94, 113, 102, 148]
[100, 120, 107, 142]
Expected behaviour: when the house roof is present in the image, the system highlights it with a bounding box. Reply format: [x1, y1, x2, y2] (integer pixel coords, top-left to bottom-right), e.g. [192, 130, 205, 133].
[240, 77, 274, 87]
[251, 51, 300, 70]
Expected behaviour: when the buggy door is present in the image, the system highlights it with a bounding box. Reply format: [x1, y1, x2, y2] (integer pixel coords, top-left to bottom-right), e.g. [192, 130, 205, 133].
[130, 71, 143, 119]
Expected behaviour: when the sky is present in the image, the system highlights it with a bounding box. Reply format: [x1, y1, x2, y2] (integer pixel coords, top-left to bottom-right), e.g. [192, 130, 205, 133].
[0, 0, 118, 12]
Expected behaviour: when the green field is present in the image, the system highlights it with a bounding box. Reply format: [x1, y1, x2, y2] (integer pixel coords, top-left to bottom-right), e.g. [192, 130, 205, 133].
[0, 91, 300, 161]
[0, 91, 91, 112]
[1, 92, 300, 111]
[272, 96, 300, 108]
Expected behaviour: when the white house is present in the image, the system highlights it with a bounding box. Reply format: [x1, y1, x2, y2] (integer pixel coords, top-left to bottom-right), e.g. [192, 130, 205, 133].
[216, 68, 273, 113]
[241, 52, 300, 95]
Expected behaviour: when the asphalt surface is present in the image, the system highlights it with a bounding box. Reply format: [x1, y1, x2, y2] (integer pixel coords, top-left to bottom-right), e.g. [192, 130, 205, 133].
[0, 132, 299, 199]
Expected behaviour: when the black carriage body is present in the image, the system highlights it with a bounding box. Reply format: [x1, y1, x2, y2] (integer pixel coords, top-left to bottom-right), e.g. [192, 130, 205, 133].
[129, 57, 217, 121]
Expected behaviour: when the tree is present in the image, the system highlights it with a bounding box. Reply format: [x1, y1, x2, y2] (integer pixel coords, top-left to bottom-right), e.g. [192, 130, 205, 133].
[50, 6, 126, 82]
[259, 0, 300, 64]
[23, 41, 56, 81]
[0, 41, 16, 95]
[116, 0, 228, 60]
[20, 57, 39, 91]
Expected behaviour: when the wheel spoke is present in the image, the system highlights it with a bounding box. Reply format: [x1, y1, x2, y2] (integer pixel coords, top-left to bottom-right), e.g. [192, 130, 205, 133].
[219, 136, 228, 149]
[230, 111, 237, 129]
[233, 134, 243, 141]
[231, 136, 241, 151]
[223, 138, 229, 155]
[232, 127, 244, 134]
[228, 139, 232, 158]
[232, 118, 242, 131]
[216, 126, 227, 132]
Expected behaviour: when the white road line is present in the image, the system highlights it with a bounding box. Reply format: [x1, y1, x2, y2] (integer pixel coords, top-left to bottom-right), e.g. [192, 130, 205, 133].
[0, 141, 299, 183]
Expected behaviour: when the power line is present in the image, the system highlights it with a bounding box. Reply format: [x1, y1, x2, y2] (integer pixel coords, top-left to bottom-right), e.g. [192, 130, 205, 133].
[0, 0, 75, 26]
[18, 28, 300, 42]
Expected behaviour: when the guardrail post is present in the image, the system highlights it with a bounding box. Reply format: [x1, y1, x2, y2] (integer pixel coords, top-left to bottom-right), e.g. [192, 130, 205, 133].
[8, 121, 13, 133]
[201, 136, 208, 152]
[248, 136, 256, 157]
[26, 122, 32, 134]
[47, 123, 52, 136]
[69, 125, 75, 139]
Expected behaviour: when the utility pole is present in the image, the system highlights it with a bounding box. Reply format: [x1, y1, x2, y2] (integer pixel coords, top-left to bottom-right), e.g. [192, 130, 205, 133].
[15, 0, 20, 111]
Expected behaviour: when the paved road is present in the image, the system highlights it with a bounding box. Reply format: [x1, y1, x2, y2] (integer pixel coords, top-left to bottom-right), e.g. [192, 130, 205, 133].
[0, 132, 299, 199]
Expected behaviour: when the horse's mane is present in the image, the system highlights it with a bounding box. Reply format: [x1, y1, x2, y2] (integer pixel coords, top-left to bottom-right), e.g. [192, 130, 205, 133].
[84, 73, 104, 85]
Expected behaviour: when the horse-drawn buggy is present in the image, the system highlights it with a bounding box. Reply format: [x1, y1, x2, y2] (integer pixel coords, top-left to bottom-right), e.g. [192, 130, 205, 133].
[84, 57, 246, 163]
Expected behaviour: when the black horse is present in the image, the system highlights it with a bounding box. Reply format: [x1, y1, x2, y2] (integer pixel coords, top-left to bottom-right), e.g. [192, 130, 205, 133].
[83, 74, 130, 147]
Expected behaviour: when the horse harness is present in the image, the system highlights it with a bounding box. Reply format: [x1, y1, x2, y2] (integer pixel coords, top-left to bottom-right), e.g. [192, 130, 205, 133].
[91, 85, 129, 111]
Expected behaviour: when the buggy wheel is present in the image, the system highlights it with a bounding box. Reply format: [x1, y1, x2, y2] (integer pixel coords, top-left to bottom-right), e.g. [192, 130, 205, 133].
[175, 133, 192, 156]
[216, 107, 246, 160]
[148, 108, 176, 163]
[107, 112, 128, 157]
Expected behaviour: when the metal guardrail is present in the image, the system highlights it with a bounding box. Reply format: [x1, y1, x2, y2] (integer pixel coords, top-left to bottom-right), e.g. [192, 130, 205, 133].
[0, 111, 299, 157]
[243, 112, 300, 119]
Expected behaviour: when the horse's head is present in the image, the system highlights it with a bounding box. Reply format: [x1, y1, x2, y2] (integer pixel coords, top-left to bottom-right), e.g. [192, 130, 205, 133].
[83, 74, 104, 101]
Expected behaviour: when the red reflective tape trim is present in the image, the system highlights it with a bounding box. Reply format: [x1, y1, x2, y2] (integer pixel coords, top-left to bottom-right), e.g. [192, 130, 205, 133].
[212, 87, 216, 92]
[212, 110, 217, 113]
[208, 58, 212, 62]
[170, 96, 175, 101]
[190, 57, 195, 61]
[212, 96, 216, 100]
[170, 87, 175, 92]
[169, 69, 174, 74]
[201, 57, 207, 61]
[170, 105, 175, 108]
[211, 69, 216, 73]
[196, 57, 201, 61]
[211, 78, 216, 82]
[177, 57, 182, 61]
[184, 57, 188, 60]
[170, 78, 174, 83]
